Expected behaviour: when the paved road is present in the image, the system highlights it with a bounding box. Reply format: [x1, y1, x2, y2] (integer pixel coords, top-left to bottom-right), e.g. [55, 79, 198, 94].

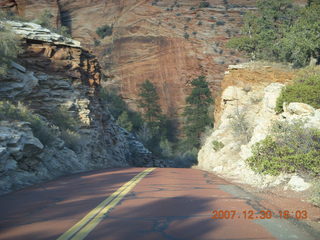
[0, 168, 317, 240]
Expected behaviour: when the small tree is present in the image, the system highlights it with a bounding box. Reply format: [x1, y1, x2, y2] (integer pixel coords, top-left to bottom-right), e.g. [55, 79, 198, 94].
[183, 76, 213, 148]
[138, 80, 163, 134]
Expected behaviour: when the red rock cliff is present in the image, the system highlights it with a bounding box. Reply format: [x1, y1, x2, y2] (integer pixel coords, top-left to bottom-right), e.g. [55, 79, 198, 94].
[1, 0, 307, 125]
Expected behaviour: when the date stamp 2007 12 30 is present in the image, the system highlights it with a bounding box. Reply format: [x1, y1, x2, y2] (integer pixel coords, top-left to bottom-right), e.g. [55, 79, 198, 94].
[211, 210, 308, 220]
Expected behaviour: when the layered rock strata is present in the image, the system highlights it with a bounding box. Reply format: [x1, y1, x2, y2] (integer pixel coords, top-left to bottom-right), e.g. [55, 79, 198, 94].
[0, 22, 153, 195]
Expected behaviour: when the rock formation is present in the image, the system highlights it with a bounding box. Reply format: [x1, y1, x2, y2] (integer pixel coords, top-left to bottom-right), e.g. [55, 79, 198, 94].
[197, 62, 319, 191]
[0, 21, 154, 195]
[1, 0, 256, 123]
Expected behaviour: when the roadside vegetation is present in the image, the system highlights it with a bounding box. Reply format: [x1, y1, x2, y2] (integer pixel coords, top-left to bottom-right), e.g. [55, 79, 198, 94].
[276, 67, 320, 113]
[227, 0, 320, 68]
[247, 121, 320, 176]
[227, 0, 320, 183]
[311, 180, 320, 207]
[0, 101, 85, 151]
[0, 102, 55, 145]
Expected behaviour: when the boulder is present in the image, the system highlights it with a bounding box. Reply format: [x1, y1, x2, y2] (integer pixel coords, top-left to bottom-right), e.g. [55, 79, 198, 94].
[286, 102, 315, 116]
[262, 83, 285, 112]
[287, 176, 311, 192]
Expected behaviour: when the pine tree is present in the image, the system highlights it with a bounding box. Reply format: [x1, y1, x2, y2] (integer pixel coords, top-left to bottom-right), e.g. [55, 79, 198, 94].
[137, 80, 163, 134]
[183, 76, 213, 148]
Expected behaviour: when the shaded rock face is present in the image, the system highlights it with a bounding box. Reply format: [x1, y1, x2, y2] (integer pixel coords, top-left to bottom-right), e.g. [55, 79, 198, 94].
[0, 22, 153, 195]
[197, 63, 318, 191]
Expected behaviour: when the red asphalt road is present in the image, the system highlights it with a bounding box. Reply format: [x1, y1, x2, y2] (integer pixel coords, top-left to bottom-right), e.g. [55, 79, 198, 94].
[0, 168, 315, 240]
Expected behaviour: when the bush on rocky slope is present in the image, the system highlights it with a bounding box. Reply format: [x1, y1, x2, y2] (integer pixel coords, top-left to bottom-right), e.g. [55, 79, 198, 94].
[0, 25, 22, 76]
[276, 67, 320, 112]
[311, 180, 320, 207]
[0, 102, 55, 145]
[247, 121, 320, 176]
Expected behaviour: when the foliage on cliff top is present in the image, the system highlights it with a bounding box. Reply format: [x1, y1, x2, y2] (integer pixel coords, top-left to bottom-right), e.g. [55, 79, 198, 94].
[247, 121, 320, 176]
[0, 25, 22, 76]
[227, 0, 320, 68]
[276, 67, 320, 112]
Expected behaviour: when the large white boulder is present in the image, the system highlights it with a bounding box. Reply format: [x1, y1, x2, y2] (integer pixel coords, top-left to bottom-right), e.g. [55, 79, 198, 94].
[287, 176, 311, 191]
[286, 102, 315, 116]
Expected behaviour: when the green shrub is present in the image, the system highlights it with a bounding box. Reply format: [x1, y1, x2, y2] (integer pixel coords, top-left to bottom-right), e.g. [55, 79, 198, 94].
[199, 1, 210, 8]
[50, 106, 79, 130]
[117, 111, 133, 132]
[275, 69, 320, 113]
[311, 180, 320, 207]
[212, 140, 224, 151]
[229, 109, 251, 143]
[247, 121, 320, 176]
[33, 9, 54, 29]
[216, 20, 226, 26]
[0, 9, 27, 21]
[57, 26, 71, 38]
[0, 102, 55, 145]
[0, 26, 22, 76]
[227, 0, 320, 67]
[33, 10, 71, 38]
[184, 32, 189, 39]
[96, 25, 113, 39]
[60, 129, 83, 152]
[159, 138, 173, 158]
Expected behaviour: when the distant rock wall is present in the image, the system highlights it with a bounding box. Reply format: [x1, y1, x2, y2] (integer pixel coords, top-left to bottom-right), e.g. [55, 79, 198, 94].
[0, 22, 153, 195]
[1, 0, 254, 124]
[197, 63, 319, 191]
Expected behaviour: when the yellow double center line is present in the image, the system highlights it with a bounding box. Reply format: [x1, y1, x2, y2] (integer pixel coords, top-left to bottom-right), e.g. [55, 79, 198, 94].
[57, 168, 155, 240]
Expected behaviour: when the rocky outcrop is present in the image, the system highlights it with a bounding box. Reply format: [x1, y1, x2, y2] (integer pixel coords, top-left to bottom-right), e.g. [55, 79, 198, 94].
[197, 63, 319, 191]
[0, 22, 153, 195]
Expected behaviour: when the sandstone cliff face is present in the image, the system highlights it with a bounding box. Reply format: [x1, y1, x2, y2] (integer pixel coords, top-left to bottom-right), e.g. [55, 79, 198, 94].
[197, 63, 319, 191]
[2, 0, 255, 122]
[0, 22, 153, 195]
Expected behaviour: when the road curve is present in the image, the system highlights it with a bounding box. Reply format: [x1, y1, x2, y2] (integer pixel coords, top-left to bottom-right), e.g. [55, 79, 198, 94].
[0, 168, 317, 240]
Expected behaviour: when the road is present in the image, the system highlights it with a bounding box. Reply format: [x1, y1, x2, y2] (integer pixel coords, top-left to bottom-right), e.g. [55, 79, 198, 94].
[0, 168, 318, 240]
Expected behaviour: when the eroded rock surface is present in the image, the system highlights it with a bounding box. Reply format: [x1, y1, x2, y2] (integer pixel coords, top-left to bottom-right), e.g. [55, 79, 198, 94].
[197, 63, 318, 191]
[0, 23, 153, 195]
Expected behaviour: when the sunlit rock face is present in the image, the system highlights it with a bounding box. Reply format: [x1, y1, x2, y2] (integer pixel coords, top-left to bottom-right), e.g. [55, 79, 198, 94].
[198, 62, 318, 191]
